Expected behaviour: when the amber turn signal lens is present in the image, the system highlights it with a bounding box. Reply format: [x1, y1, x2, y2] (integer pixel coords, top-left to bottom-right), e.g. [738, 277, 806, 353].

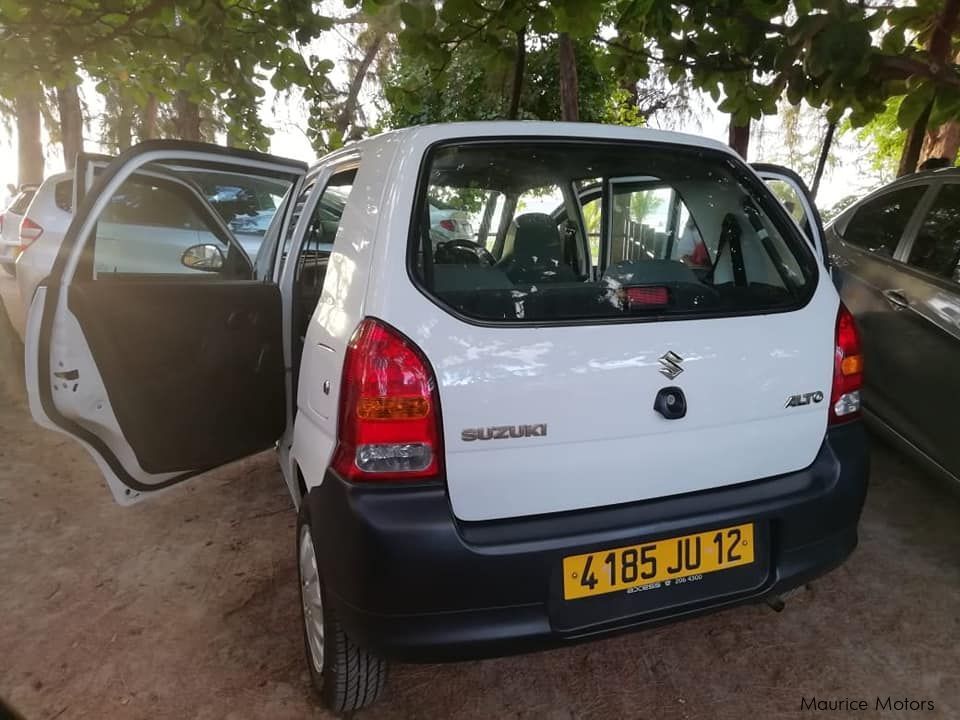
[840, 355, 863, 376]
[356, 396, 430, 420]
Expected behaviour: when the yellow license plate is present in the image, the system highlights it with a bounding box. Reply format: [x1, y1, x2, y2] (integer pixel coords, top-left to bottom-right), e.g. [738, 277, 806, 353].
[562, 523, 755, 600]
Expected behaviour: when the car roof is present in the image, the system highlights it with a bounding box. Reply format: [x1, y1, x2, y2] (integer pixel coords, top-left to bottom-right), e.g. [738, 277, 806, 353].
[315, 121, 736, 169]
[825, 165, 960, 232]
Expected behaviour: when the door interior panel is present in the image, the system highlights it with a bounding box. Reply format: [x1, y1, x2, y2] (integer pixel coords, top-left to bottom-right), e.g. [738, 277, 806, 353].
[68, 280, 285, 473]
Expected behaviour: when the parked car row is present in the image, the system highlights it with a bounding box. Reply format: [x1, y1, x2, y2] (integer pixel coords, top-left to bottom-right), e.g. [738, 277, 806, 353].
[21, 126, 869, 713]
[11, 123, 957, 716]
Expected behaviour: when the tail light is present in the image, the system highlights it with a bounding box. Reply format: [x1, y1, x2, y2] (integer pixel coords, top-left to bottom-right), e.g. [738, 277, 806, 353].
[439, 219, 456, 232]
[829, 303, 863, 424]
[331, 318, 443, 482]
[18, 216, 43, 254]
[625, 285, 669, 309]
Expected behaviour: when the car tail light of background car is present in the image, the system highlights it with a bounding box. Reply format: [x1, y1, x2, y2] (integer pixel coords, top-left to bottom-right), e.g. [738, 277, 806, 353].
[18, 217, 43, 254]
[439, 219, 456, 232]
[830, 303, 863, 424]
[332, 318, 443, 482]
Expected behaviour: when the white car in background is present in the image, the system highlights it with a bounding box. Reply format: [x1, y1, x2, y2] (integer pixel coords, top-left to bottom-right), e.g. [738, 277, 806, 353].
[0, 184, 40, 276]
[14, 172, 73, 301]
[14, 167, 285, 318]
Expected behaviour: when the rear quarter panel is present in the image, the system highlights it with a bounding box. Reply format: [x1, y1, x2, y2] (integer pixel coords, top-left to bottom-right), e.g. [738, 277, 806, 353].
[292, 134, 403, 491]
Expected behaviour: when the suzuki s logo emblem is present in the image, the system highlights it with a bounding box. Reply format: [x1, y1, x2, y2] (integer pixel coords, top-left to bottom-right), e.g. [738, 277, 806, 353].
[658, 351, 684, 380]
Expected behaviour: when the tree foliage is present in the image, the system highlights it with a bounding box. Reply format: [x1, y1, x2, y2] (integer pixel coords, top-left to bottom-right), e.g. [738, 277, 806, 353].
[0, 0, 335, 152]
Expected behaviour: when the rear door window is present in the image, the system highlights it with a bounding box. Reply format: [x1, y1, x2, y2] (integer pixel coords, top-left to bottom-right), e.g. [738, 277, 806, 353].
[842, 186, 927, 258]
[906, 183, 960, 281]
[411, 141, 818, 323]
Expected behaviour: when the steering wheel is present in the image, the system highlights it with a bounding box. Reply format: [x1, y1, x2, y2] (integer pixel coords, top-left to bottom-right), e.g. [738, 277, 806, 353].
[435, 239, 496, 267]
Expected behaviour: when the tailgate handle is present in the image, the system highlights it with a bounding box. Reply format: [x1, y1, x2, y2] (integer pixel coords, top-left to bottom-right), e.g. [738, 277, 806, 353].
[654, 387, 687, 420]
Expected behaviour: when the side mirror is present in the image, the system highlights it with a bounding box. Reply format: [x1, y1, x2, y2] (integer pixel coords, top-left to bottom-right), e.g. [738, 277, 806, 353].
[181, 243, 225, 272]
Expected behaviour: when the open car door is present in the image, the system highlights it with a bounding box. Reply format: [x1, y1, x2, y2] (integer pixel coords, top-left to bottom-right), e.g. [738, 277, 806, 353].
[26, 141, 307, 505]
[73, 151, 114, 210]
[753, 163, 827, 265]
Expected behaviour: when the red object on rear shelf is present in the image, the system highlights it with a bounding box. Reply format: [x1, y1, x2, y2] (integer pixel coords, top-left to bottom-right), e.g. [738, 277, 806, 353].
[439, 219, 456, 232]
[331, 318, 443, 482]
[829, 303, 863, 425]
[18, 217, 43, 254]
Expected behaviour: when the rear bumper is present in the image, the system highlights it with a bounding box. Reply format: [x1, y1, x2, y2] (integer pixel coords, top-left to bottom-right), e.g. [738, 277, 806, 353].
[308, 422, 869, 662]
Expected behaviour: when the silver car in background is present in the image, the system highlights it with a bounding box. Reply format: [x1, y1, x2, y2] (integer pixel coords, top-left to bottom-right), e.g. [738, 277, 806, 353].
[827, 167, 960, 485]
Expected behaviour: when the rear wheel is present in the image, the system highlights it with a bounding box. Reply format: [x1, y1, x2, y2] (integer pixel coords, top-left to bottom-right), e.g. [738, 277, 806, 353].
[297, 504, 388, 713]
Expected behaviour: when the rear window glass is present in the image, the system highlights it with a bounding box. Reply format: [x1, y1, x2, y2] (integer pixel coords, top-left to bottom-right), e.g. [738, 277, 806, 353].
[9, 189, 35, 215]
[410, 142, 817, 323]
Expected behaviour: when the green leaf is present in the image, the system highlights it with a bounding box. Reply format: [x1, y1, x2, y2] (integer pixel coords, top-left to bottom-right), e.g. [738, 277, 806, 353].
[897, 82, 935, 129]
[399, 2, 423, 28]
[880, 27, 906, 55]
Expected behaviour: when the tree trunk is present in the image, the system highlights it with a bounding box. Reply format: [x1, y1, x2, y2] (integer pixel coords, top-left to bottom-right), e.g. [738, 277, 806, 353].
[335, 33, 384, 141]
[174, 92, 201, 141]
[558, 33, 579, 122]
[14, 83, 44, 187]
[920, 120, 960, 166]
[727, 117, 750, 158]
[898, 0, 960, 175]
[811, 121, 837, 199]
[507, 26, 526, 120]
[116, 103, 134, 151]
[142, 93, 158, 140]
[56, 81, 84, 170]
[898, 100, 934, 176]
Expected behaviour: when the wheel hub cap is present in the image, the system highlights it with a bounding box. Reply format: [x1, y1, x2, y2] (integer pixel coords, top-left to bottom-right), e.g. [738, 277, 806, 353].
[299, 526, 324, 673]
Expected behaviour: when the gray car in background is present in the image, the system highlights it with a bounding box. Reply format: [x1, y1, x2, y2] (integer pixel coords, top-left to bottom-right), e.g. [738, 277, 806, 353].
[827, 167, 960, 485]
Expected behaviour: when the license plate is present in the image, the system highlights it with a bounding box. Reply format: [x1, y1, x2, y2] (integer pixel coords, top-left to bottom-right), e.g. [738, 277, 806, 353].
[562, 523, 755, 600]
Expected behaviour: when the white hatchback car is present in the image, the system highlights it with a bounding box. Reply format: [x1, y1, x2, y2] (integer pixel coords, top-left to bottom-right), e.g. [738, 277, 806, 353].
[25, 125, 869, 713]
[14, 165, 288, 318]
[0, 184, 39, 275]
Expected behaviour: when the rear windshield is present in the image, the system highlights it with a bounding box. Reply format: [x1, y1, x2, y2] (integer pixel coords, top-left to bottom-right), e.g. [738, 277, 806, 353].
[410, 141, 818, 323]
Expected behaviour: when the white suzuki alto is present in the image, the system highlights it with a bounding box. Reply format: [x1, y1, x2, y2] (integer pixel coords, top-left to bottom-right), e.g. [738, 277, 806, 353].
[25, 123, 869, 713]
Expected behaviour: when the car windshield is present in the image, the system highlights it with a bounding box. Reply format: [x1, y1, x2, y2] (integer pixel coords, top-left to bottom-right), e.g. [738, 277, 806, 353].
[411, 141, 817, 323]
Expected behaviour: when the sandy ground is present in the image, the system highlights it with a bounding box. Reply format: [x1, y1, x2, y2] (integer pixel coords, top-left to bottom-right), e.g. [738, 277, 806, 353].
[1, 273, 959, 719]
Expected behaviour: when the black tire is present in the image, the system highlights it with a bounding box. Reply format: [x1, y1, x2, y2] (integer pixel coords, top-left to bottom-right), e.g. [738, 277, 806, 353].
[297, 502, 388, 714]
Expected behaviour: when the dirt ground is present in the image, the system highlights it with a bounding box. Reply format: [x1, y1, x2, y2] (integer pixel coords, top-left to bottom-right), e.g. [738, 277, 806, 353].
[1, 274, 959, 720]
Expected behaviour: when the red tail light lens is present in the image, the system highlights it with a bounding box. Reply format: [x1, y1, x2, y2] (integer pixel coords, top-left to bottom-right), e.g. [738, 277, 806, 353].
[625, 286, 669, 308]
[331, 318, 443, 482]
[829, 303, 863, 424]
[18, 216, 43, 254]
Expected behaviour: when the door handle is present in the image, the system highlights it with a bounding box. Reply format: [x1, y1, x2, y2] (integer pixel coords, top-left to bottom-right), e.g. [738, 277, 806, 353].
[882, 288, 910, 309]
